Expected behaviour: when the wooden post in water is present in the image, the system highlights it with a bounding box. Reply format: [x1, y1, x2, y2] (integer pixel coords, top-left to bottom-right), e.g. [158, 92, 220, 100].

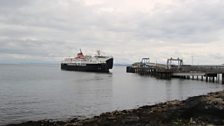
[201, 76, 203, 81]
[222, 74, 224, 84]
[217, 74, 220, 83]
[215, 74, 218, 83]
[212, 76, 215, 83]
[206, 75, 208, 82]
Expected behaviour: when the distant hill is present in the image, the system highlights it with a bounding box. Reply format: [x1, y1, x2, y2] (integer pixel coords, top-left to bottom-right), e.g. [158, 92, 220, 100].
[114, 63, 131, 66]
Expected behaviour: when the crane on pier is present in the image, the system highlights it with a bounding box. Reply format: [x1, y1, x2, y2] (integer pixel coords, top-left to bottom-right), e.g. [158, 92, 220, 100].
[167, 57, 183, 70]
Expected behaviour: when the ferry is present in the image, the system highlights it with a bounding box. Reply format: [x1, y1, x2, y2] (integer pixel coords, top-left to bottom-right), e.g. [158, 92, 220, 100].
[61, 50, 113, 72]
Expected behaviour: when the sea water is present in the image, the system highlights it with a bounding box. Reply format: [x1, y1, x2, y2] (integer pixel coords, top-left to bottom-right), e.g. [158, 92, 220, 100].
[0, 64, 224, 125]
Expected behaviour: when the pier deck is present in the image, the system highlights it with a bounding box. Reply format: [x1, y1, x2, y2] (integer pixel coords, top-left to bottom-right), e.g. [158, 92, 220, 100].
[126, 58, 224, 84]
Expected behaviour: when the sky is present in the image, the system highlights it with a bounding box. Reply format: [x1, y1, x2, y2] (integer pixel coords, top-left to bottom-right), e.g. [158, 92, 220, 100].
[0, 0, 224, 64]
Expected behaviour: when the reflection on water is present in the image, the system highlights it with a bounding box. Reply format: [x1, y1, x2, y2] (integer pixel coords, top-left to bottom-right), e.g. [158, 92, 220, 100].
[0, 64, 224, 125]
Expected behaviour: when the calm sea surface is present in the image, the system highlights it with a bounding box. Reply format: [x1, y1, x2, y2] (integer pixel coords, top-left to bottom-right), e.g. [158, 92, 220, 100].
[0, 64, 224, 125]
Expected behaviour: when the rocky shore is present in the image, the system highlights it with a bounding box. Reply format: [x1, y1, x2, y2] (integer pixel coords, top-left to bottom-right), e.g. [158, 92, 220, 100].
[6, 90, 224, 126]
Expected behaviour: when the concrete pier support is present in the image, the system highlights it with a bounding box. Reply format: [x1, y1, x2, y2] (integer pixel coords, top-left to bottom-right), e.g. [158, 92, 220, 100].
[222, 74, 224, 84]
[212, 77, 215, 83]
[217, 74, 220, 83]
[206, 76, 208, 82]
[201, 76, 203, 81]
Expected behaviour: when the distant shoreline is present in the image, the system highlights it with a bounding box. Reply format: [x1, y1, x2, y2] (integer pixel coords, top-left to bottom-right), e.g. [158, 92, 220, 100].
[6, 90, 224, 126]
[0, 63, 131, 66]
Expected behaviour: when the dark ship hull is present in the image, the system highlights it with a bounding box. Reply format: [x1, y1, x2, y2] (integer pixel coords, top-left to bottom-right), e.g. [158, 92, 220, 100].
[61, 58, 113, 72]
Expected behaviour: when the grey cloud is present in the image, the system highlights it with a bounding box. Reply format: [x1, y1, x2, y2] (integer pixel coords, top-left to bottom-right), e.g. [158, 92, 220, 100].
[131, 1, 224, 43]
[0, 0, 224, 64]
[0, 0, 31, 9]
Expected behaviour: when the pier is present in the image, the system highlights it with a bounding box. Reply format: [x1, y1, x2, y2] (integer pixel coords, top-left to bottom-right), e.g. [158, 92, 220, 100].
[127, 58, 224, 84]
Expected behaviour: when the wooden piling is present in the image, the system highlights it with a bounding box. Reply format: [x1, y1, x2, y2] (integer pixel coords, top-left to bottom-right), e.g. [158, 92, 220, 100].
[212, 77, 215, 83]
[222, 73, 224, 84]
[217, 74, 220, 83]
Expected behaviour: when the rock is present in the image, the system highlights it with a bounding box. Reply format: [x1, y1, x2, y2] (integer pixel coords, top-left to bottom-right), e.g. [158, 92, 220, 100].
[122, 115, 140, 123]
